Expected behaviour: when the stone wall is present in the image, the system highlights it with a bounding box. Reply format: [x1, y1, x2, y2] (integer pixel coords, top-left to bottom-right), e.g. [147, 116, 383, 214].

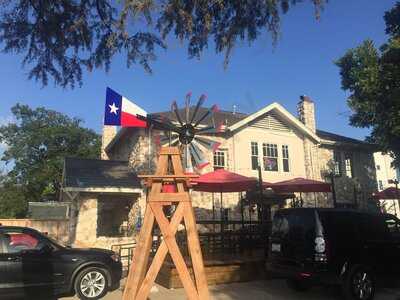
[317, 145, 377, 209]
[69, 193, 141, 249]
[101, 125, 117, 160]
[0, 219, 70, 244]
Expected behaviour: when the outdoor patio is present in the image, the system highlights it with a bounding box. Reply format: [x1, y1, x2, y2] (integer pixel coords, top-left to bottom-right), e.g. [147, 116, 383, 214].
[63, 279, 400, 300]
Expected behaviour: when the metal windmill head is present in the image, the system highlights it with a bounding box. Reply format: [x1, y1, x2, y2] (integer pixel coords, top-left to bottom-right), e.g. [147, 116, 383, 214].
[152, 92, 223, 173]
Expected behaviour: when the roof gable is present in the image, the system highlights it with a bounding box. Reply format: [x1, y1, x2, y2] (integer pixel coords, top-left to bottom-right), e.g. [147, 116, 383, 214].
[248, 111, 291, 132]
[227, 102, 320, 142]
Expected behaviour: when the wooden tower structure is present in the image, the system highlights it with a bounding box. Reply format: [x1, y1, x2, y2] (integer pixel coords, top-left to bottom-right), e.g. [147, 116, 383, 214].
[122, 147, 210, 300]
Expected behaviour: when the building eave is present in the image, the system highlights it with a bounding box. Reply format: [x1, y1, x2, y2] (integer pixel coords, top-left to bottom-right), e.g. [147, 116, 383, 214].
[62, 187, 143, 194]
[227, 102, 321, 143]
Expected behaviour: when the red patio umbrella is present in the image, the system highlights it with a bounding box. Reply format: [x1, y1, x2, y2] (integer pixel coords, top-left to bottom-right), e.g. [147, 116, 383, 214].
[191, 169, 260, 233]
[271, 177, 332, 193]
[192, 169, 259, 192]
[373, 187, 400, 200]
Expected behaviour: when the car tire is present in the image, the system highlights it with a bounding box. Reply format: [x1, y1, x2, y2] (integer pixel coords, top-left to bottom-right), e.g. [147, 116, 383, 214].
[342, 265, 375, 300]
[286, 278, 311, 292]
[74, 267, 109, 300]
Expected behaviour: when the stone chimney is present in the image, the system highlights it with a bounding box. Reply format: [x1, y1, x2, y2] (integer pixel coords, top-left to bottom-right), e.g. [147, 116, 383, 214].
[297, 95, 316, 133]
[101, 125, 117, 160]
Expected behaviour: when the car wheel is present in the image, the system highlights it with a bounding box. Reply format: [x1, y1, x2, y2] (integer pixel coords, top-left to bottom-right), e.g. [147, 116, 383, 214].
[286, 278, 311, 292]
[75, 267, 109, 300]
[342, 265, 375, 300]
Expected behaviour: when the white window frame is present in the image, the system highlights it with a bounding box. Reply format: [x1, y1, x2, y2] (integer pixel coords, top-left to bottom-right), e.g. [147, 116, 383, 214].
[251, 142, 259, 170]
[263, 143, 279, 172]
[213, 150, 227, 170]
[282, 145, 290, 172]
[344, 153, 353, 178]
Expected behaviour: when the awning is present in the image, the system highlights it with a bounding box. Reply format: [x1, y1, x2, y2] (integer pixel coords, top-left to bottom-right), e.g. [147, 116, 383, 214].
[373, 187, 400, 200]
[192, 169, 258, 193]
[270, 177, 332, 193]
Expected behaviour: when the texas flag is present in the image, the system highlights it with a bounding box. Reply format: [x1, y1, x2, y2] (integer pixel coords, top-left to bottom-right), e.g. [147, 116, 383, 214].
[104, 87, 148, 127]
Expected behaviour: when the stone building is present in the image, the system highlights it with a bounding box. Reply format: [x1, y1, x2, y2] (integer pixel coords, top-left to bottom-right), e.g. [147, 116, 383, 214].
[101, 95, 378, 220]
[60, 157, 143, 248]
[58, 95, 380, 249]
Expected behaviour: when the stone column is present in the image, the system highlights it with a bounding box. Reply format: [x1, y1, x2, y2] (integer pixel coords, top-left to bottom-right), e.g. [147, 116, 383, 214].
[297, 95, 319, 180]
[101, 125, 117, 160]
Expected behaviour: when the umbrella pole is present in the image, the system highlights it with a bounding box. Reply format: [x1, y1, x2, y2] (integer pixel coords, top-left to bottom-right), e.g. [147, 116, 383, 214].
[212, 193, 215, 232]
[240, 192, 244, 229]
[220, 191, 224, 253]
[220, 191, 223, 234]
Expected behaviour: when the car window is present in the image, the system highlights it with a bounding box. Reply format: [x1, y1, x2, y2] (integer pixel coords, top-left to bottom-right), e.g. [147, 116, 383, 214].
[0, 230, 43, 254]
[271, 210, 315, 241]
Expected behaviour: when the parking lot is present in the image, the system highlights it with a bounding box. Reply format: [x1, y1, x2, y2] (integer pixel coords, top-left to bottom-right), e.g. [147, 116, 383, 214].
[63, 279, 400, 300]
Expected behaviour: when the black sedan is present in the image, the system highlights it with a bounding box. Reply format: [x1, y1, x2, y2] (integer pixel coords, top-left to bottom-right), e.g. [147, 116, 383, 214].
[0, 226, 122, 299]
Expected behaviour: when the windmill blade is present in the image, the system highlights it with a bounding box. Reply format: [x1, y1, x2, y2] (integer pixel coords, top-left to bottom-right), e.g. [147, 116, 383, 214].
[171, 101, 184, 126]
[194, 136, 221, 152]
[145, 114, 181, 134]
[189, 142, 209, 169]
[193, 104, 219, 128]
[185, 92, 191, 123]
[184, 144, 194, 173]
[196, 122, 224, 134]
[190, 94, 207, 124]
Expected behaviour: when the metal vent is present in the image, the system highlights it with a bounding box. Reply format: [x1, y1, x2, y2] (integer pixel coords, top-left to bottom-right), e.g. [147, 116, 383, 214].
[250, 112, 290, 131]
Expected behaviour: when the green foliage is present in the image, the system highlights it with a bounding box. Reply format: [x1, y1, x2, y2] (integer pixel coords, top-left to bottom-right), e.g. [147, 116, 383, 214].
[0, 184, 28, 219]
[0, 104, 101, 203]
[336, 2, 400, 167]
[0, 0, 325, 88]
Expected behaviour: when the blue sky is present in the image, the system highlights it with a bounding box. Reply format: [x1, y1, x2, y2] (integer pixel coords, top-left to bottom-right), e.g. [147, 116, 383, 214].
[0, 0, 396, 141]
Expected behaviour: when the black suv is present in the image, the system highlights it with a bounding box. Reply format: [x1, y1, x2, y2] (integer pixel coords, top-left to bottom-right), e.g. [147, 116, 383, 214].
[267, 208, 400, 300]
[0, 226, 122, 299]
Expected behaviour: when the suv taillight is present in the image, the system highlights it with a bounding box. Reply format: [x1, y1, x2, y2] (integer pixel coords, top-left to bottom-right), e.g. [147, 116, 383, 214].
[314, 236, 327, 262]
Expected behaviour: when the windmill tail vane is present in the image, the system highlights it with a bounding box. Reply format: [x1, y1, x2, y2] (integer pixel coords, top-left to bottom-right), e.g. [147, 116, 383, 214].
[104, 87, 222, 172]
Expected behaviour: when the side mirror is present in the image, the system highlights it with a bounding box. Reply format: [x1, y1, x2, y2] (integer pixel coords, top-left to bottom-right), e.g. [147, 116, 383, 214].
[40, 244, 54, 254]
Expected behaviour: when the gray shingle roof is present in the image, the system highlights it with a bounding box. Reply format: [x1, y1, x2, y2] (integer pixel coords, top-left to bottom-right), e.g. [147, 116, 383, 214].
[63, 157, 141, 189]
[106, 107, 372, 151]
[316, 130, 368, 145]
[152, 106, 247, 127]
[155, 108, 370, 145]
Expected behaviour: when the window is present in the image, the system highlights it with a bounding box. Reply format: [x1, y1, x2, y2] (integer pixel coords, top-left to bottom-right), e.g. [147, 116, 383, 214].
[345, 153, 353, 178]
[263, 143, 278, 171]
[0, 229, 41, 254]
[378, 180, 384, 191]
[282, 145, 290, 172]
[376, 165, 381, 171]
[251, 142, 259, 170]
[97, 195, 135, 237]
[213, 150, 226, 170]
[333, 151, 342, 176]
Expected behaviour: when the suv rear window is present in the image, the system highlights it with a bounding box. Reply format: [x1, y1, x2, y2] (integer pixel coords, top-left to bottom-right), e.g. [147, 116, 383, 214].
[272, 210, 315, 241]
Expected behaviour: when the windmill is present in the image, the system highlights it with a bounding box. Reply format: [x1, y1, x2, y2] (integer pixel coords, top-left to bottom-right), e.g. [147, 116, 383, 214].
[145, 92, 223, 173]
